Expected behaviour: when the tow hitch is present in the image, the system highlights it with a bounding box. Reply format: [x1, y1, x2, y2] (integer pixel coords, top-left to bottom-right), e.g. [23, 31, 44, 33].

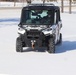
[31, 40, 36, 49]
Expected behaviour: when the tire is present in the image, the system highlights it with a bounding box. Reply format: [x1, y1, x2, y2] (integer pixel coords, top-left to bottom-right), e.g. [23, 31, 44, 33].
[47, 38, 55, 53]
[22, 42, 26, 47]
[16, 37, 23, 52]
[58, 33, 62, 44]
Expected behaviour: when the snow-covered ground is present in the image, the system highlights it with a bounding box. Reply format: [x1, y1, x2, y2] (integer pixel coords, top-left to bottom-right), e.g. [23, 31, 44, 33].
[0, 7, 76, 75]
[0, 2, 27, 7]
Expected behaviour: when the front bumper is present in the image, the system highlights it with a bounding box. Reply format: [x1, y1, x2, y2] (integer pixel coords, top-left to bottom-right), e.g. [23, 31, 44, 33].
[21, 30, 47, 47]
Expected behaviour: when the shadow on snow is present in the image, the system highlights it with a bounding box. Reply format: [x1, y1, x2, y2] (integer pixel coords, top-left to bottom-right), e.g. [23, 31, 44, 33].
[56, 41, 76, 53]
[22, 41, 76, 53]
[0, 18, 19, 22]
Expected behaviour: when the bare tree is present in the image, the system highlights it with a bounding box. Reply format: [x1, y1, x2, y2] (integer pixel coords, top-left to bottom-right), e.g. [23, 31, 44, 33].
[14, 0, 16, 6]
[61, 0, 64, 13]
[26, 0, 31, 4]
[69, 0, 72, 14]
[43, 0, 45, 4]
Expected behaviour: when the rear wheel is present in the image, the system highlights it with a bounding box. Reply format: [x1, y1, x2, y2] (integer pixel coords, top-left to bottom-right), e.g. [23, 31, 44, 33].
[47, 38, 55, 53]
[16, 37, 23, 52]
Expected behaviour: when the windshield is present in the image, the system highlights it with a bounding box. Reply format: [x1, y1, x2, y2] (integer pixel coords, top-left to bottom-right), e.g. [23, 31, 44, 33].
[21, 9, 54, 25]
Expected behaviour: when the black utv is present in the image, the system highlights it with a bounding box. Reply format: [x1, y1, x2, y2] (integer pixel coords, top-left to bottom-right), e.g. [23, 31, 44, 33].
[16, 3, 62, 53]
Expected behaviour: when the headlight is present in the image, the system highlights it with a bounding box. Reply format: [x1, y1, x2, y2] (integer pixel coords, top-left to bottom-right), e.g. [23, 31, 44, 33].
[18, 28, 25, 34]
[42, 28, 52, 36]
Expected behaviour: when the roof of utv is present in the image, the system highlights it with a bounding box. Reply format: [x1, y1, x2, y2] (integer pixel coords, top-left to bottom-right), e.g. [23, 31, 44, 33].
[22, 3, 60, 10]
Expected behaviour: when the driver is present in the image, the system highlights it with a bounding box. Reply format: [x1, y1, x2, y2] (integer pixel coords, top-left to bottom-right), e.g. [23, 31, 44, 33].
[43, 11, 51, 19]
[41, 11, 51, 24]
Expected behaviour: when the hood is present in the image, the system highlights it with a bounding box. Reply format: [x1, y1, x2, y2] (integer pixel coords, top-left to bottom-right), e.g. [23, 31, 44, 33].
[22, 25, 49, 31]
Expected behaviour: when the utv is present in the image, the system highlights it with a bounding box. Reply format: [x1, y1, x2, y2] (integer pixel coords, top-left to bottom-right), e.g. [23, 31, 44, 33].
[16, 3, 62, 53]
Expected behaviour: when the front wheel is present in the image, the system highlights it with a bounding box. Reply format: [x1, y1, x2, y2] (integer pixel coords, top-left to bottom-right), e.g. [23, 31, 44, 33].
[16, 37, 23, 52]
[47, 38, 55, 53]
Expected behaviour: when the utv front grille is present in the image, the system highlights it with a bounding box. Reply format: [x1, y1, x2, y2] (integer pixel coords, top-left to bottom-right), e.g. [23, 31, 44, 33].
[26, 30, 40, 39]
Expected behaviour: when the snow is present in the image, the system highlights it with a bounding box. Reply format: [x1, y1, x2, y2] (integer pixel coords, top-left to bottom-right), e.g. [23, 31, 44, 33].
[0, 3, 76, 75]
[0, 1, 76, 7]
[0, 2, 27, 7]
